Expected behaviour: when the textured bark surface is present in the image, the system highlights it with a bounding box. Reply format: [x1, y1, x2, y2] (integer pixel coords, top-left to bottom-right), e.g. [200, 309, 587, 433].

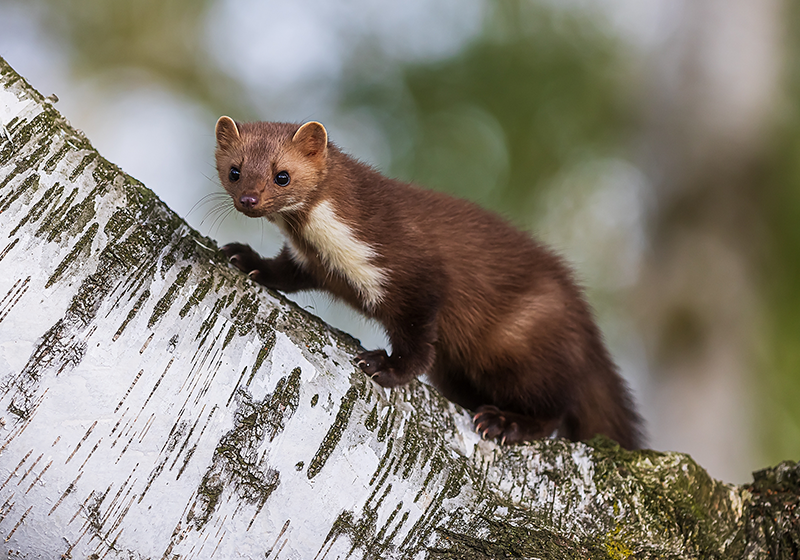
[0, 55, 796, 559]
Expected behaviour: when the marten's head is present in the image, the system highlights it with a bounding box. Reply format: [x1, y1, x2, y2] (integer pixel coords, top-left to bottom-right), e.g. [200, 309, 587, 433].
[215, 117, 329, 218]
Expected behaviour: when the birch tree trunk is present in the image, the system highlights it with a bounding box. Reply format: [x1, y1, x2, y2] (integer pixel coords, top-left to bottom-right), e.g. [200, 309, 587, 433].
[0, 56, 796, 559]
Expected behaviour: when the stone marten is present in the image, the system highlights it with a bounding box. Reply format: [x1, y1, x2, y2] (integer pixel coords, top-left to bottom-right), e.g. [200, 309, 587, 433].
[214, 117, 643, 449]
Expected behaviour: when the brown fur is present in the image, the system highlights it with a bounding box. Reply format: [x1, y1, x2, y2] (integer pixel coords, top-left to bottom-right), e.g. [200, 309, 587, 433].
[215, 117, 644, 449]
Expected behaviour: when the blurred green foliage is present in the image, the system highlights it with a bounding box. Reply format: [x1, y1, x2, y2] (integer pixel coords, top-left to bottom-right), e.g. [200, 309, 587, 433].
[761, 0, 800, 466]
[340, 2, 631, 220]
[24, 0, 251, 116]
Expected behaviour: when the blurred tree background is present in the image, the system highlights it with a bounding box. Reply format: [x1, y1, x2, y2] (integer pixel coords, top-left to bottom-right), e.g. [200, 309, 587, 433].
[0, 0, 796, 483]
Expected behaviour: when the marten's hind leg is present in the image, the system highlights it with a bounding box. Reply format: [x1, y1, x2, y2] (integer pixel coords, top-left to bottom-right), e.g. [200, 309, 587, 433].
[473, 405, 565, 445]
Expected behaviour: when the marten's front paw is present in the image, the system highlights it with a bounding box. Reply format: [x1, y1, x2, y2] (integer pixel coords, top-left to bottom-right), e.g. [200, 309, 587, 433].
[356, 350, 403, 388]
[221, 243, 264, 276]
[473, 405, 525, 445]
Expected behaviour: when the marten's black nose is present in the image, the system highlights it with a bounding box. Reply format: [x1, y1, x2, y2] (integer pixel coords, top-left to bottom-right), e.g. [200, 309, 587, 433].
[239, 195, 258, 209]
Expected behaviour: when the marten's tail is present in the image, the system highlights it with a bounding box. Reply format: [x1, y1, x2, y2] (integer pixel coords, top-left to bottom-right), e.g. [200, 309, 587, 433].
[567, 364, 645, 450]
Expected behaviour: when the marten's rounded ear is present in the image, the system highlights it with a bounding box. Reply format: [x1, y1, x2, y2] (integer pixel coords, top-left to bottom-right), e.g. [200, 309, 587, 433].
[215, 116, 240, 149]
[292, 121, 328, 161]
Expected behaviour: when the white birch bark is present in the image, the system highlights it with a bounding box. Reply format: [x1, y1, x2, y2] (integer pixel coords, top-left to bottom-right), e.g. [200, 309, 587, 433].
[0, 56, 776, 559]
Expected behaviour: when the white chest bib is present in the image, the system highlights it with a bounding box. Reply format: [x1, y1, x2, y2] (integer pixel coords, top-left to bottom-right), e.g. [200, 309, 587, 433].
[290, 200, 388, 308]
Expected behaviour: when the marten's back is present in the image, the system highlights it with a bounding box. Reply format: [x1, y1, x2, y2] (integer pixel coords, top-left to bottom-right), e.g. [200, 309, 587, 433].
[354, 179, 581, 349]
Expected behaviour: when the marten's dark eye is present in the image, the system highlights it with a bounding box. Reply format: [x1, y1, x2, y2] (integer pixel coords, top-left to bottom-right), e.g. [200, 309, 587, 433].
[229, 166, 240, 182]
[275, 171, 291, 186]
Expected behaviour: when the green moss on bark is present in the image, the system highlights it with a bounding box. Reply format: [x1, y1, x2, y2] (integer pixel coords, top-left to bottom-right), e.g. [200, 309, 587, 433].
[308, 385, 361, 479]
[745, 461, 800, 559]
[147, 265, 192, 327]
[192, 367, 303, 529]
